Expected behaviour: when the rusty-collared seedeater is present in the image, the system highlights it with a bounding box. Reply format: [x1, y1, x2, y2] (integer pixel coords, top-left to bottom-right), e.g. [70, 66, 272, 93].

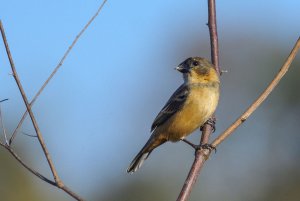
[127, 57, 220, 173]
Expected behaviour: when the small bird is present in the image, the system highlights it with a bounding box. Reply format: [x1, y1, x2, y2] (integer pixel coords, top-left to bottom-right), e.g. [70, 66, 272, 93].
[127, 57, 220, 173]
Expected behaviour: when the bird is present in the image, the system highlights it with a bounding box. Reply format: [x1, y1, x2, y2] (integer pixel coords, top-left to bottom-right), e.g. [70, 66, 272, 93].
[127, 57, 220, 173]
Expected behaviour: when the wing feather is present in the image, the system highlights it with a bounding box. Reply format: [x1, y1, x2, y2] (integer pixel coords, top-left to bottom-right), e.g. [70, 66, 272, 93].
[151, 84, 189, 132]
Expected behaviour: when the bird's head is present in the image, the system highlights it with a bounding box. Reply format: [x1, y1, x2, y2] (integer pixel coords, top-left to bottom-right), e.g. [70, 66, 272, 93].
[176, 57, 219, 84]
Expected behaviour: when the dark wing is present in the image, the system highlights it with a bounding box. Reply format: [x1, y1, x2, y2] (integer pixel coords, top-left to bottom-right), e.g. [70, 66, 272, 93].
[151, 84, 189, 132]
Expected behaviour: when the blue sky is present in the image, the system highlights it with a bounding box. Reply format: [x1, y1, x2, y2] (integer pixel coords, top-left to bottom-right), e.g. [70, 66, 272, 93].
[1, 0, 300, 200]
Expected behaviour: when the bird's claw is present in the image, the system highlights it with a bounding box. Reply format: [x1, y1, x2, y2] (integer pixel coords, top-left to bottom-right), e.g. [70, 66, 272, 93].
[197, 143, 217, 153]
[200, 117, 216, 133]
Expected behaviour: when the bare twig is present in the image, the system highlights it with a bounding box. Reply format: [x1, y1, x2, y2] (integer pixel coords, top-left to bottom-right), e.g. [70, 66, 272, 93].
[177, 1, 220, 200]
[0, 141, 84, 200]
[0, 18, 63, 186]
[0, 98, 9, 102]
[1, 1, 108, 199]
[0, 142, 56, 186]
[9, 0, 108, 144]
[1, 22, 85, 201]
[21, 131, 37, 138]
[0, 102, 9, 144]
[212, 37, 300, 147]
[207, 0, 220, 74]
[1, 1, 107, 200]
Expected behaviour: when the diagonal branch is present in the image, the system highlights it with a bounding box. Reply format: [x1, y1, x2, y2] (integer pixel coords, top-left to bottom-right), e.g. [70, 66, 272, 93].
[0, 1, 107, 200]
[211, 37, 300, 147]
[0, 102, 9, 144]
[0, 19, 63, 187]
[9, 0, 108, 144]
[0, 142, 57, 186]
[0, 141, 85, 200]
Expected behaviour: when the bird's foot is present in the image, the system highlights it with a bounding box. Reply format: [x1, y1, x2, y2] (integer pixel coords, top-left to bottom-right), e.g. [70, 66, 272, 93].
[181, 139, 198, 149]
[199, 143, 217, 153]
[200, 117, 216, 133]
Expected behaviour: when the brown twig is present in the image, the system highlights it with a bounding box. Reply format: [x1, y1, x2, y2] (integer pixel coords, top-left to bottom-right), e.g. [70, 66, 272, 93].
[177, 1, 220, 200]
[0, 141, 83, 200]
[0, 142, 57, 186]
[1, 1, 107, 200]
[9, 0, 108, 144]
[0, 18, 63, 186]
[1, 19, 85, 201]
[207, 0, 220, 75]
[0, 102, 9, 144]
[212, 37, 300, 147]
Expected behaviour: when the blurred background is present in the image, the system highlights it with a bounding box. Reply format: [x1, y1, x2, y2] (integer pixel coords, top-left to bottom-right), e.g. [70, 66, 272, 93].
[0, 0, 300, 201]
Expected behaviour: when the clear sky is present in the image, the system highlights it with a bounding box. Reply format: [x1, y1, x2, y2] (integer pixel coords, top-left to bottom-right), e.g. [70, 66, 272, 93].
[1, 1, 300, 200]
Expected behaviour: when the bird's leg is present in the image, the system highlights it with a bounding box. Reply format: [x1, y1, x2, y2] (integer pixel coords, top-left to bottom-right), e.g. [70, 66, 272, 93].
[181, 139, 199, 149]
[200, 116, 216, 133]
[181, 139, 217, 153]
[200, 143, 217, 153]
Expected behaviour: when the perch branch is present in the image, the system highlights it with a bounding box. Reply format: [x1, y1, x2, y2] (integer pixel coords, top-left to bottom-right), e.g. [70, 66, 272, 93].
[177, 36, 300, 200]
[177, 1, 220, 200]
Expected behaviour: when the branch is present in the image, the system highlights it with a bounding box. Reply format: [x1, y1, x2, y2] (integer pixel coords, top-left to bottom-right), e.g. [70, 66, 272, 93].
[207, 0, 220, 74]
[0, 17, 63, 186]
[0, 141, 83, 200]
[175, 36, 300, 201]
[211, 37, 300, 147]
[9, 0, 108, 144]
[0, 0, 108, 197]
[177, 0, 220, 200]
[0, 142, 57, 186]
[176, 36, 300, 200]
[0, 101, 9, 144]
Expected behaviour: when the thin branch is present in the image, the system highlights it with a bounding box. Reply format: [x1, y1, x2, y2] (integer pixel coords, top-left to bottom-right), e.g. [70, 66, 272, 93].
[0, 142, 57, 186]
[176, 36, 300, 200]
[212, 37, 300, 147]
[207, 0, 220, 74]
[0, 103, 9, 144]
[0, 1, 107, 200]
[21, 131, 37, 138]
[0, 19, 63, 186]
[177, 0, 220, 200]
[200, 0, 220, 151]
[9, 0, 108, 144]
[0, 143, 86, 201]
[0, 98, 9, 102]
[0, 142, 83, 200]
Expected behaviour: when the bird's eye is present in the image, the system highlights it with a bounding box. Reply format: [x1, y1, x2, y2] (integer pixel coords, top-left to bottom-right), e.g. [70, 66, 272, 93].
[192, 61, 199, 66]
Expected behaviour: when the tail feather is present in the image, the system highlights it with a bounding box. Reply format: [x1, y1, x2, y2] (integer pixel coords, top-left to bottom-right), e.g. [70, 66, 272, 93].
[127, 151, 151, 173]
[127, 135, 166, 173]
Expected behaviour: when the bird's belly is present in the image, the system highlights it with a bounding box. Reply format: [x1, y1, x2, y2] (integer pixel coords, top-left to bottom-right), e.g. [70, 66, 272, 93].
[165, 87, 219, 142]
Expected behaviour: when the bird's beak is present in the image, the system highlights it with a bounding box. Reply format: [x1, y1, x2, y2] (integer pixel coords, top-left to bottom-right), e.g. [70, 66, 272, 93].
[175, 63, 190, 73]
